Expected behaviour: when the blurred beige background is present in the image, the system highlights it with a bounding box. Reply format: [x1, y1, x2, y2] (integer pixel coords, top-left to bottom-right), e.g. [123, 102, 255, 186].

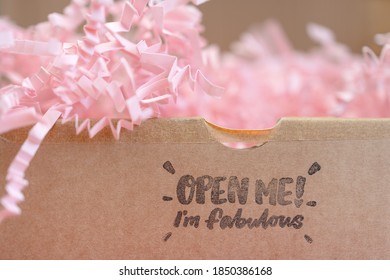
[1, 0, 389, 53]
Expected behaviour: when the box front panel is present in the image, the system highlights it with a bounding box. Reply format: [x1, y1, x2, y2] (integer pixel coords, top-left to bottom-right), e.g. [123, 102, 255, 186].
[1, 134, 389, 259]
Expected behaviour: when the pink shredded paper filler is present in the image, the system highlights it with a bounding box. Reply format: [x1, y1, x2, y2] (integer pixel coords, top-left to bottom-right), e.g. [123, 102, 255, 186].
[1, 0, 390, 223]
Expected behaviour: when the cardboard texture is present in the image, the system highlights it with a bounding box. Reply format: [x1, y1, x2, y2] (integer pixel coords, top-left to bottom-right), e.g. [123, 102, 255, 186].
[0, 118, 390, 259]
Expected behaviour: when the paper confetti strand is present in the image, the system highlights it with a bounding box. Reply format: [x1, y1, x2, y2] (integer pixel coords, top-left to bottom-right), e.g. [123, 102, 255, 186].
[0, 109, 61, 223]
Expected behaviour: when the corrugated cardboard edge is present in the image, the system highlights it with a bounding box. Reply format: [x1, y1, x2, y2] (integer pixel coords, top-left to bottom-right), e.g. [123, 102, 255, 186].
[2, 117, 390, 144]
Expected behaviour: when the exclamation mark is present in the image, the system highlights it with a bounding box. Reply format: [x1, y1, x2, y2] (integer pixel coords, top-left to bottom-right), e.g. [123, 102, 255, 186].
[294, 176, 306, 208]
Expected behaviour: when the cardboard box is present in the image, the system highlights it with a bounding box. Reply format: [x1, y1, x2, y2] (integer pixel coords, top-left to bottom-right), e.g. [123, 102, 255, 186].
[0, 118, 390, 259]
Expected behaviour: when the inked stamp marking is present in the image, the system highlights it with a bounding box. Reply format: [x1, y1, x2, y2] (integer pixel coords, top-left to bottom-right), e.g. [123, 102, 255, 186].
[174, 210, 200, 228]
[163, 161, 176, 174]
[304, 234, 313, 244]
[161, 161, 321, 244]
[163, 232, 172, 242]
[294, 176, 305, 208]
[308, 162, 321, 175]
[306, 201, 317, 207]
[162, 162, 176, 240]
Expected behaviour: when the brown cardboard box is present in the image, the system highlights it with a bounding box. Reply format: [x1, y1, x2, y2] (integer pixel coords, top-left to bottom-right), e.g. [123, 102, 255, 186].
[0, 118, 390, 259]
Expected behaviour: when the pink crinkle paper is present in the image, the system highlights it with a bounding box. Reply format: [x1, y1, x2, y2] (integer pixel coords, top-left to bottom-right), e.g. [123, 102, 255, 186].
[0, 0, 390, 222]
